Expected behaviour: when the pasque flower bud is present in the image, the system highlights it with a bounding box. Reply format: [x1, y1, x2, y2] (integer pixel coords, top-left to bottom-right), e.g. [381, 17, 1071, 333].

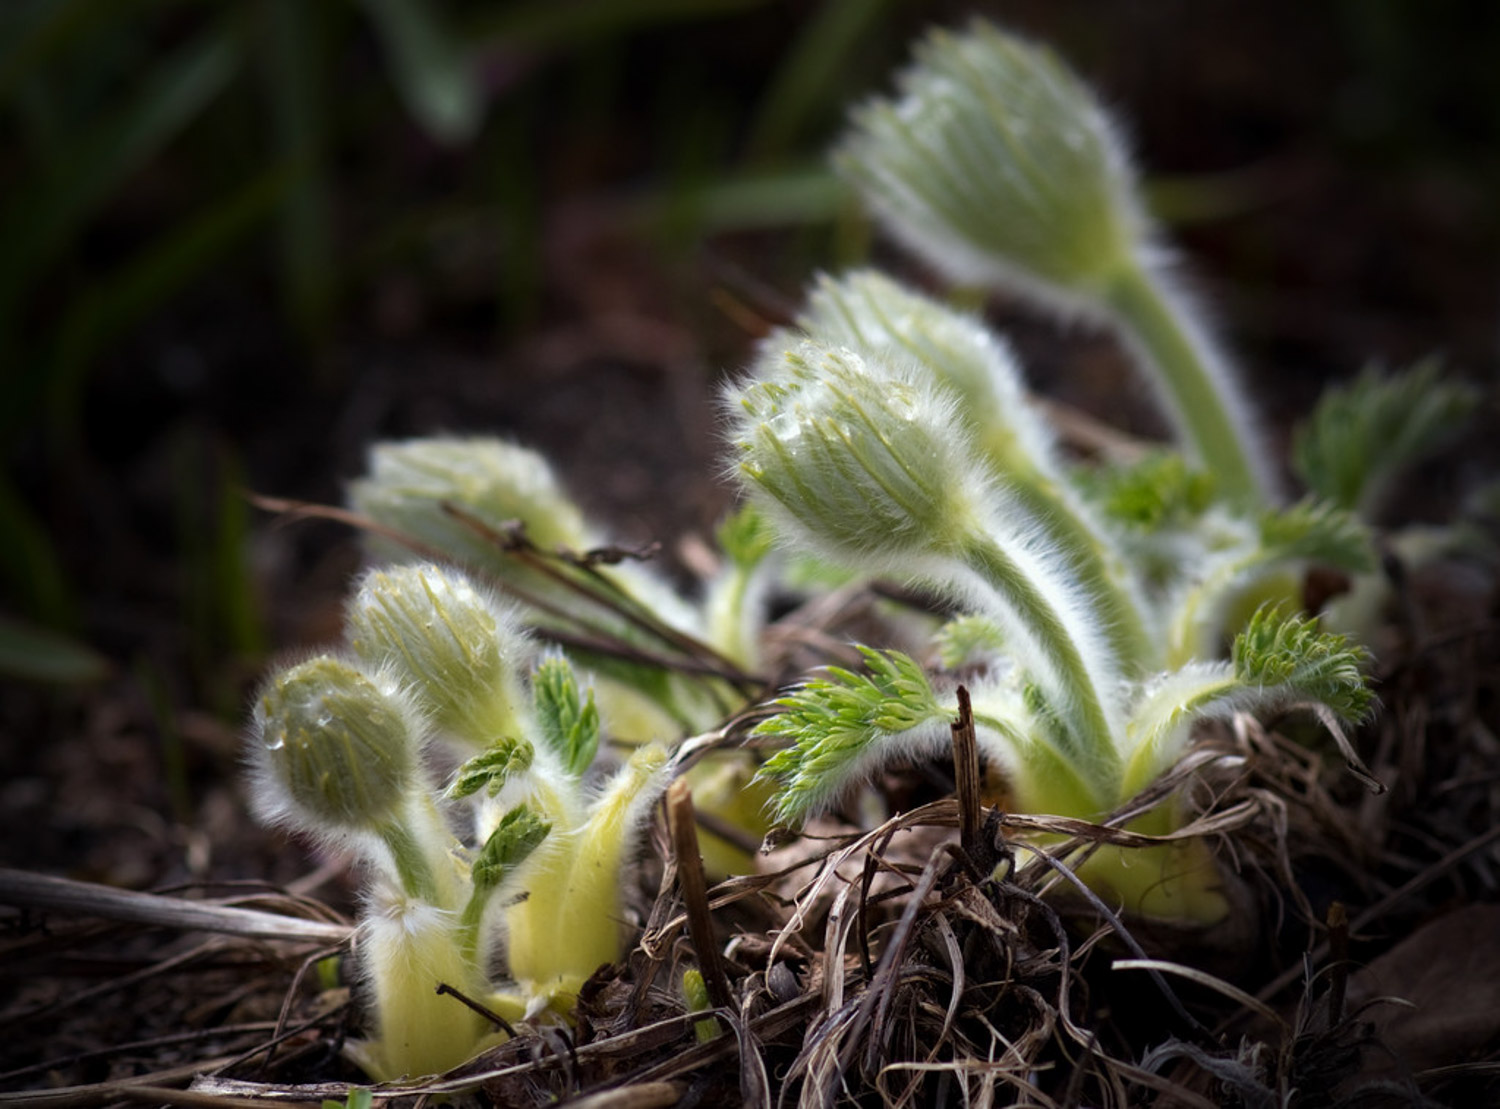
[729, 342, 987, 568]
[252, 655, 419, 835]
[350, 437, 593, 568]
[348, 563, 532, 748]
[837, 20, 1142, 310]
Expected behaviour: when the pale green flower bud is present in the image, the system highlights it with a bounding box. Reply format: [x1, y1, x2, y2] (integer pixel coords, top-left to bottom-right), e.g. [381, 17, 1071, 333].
[729, 342, 986, 567]
[348, 563, 533, 748]
[794, 269, 1057, 480]
[251, 655, 419, 835]
[349, 437, 593, 571]
[837, 20, 1142, 309]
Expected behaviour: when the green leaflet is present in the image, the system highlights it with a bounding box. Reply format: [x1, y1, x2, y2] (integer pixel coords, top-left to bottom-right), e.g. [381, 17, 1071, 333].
[447, 737, 537, 800]
[532, 655, 601, 777]
[1232, 606, 1373, 723]
[1257, 497, 1377, 574]
[1294, 359, 1479, 517]
[754, 647, 946, 823]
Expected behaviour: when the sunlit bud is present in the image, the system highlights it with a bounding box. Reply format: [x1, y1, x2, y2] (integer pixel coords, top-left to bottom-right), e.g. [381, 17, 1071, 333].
[837, 20, 1141, 309]
[348, 563, 532, 747]
[728, 342, 985, 567]
[795, 269, 1058, 478]
[349, 437, 593, 569]
[252, 655, 418, 835]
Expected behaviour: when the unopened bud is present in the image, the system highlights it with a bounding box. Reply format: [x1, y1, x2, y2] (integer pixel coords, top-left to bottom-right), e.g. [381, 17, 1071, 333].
[837, 21, 1142, 308]
[348, 563, 532, 747]
[252, 656, 418, 834]
[729, 342, 984, 566]
[350, 437, 593, 571]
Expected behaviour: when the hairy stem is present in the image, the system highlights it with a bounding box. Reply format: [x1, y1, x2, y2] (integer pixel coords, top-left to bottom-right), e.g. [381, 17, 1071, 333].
[958, 534, 1121, 799]
[1103, 262, 1269, 507]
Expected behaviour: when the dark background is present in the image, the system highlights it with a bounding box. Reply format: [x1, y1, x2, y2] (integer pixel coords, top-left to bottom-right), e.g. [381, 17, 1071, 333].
[2, 0, 1497, 887]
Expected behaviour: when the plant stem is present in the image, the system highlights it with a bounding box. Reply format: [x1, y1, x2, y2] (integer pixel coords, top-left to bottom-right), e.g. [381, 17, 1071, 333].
[957, 533, 1120, 798]
[1103, 262, 1269, 507]
[1005, 475, 1157, 671]
[377, 820, 441, 905]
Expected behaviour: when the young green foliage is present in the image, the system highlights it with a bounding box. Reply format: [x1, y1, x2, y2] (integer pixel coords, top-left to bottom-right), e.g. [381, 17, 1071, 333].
[1293, 358, 1480, 518]
[251, 568, 676, 1077]
[755, 647, 949, 825]
[531, 655, 601, 777]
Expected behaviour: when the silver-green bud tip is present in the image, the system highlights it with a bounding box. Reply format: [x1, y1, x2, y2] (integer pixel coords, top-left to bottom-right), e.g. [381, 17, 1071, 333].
[252, 655, 419, 834]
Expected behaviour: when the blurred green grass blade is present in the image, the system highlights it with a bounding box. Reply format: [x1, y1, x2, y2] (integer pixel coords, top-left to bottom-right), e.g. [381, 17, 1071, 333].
[633, 164, 844, 233]
[211, 452, 265, 659]
[0, 475, 75, 627]
[44, 168, 291, 437]
[263, 0, 335, 337]
[470, 0, 770, 49]
[0, 24, 240, 301]
[359, 0, 482, 144]
[0, 614, 108, 684]
[744, 0, 897, 162]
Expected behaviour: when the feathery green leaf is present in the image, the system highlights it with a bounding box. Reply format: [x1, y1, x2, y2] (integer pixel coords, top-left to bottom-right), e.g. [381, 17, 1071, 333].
[447, 736, 536, 800]
[1232, 606, 1373, 722]
[1293, 359, 1480, 516]
[1257, 497, 1377, 574]
[470, 805, 550, 895]
[532, 655, 600, 777]
[934, 614, 1007, 670]
[753, 647, 947, 823]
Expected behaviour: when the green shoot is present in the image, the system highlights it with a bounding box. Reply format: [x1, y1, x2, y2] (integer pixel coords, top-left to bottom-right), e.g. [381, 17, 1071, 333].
[1293, 358, 1480, 518]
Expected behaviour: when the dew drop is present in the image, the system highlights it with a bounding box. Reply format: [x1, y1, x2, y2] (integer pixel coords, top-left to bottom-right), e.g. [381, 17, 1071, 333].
[768, 412, 803, 443]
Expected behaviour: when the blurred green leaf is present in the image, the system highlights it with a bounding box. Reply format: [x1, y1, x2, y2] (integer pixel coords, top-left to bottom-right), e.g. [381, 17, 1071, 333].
[0, 23, 240, 323]
[0, 476, 74, 627]
[745, 0, 897, 162]
[0, 614, 108, 684]
[633, 164, 844, 234]
[360, 0, 482, 144]
[262, 0, 335, 338]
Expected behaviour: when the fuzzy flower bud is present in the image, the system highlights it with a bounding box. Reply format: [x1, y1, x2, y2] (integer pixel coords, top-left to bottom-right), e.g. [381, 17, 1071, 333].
[349, 437, 593, 570]
[252, 655, 419, 835]
[837, 20, 1143, 309]
[794, 269, 1058, 479]
[729, 342, 985, 568]
[347, 563, 532, 748]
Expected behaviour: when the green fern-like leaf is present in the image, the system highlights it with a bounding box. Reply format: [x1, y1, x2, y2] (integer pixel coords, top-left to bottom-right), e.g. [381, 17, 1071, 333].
[1257, 497, 1377, 574]
[753, 647, 947, 824]
[716, 501, 775, 567]
[934, 614, 1008, 669]
[447, 736, 535, 800]
[1232, 606, 1373, 722]
[1293, 359, 1480, 517]
[470, 805, 550, 895]
[532, 656, 600, 777]
[1083, 450, 1217, 532]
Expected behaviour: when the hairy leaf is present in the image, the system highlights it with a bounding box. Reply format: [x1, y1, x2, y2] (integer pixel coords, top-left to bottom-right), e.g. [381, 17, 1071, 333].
[447, 736, 535, 800]
[1257, 497, 1377, 573]
[1293, 359, 1480, 516]
[1232, 606, 1373, 723]
[934, 614, 1007, 670]
[753, 647, 948, 824]
[471, 805, 550, 894]
[532, 655, 600, 776]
